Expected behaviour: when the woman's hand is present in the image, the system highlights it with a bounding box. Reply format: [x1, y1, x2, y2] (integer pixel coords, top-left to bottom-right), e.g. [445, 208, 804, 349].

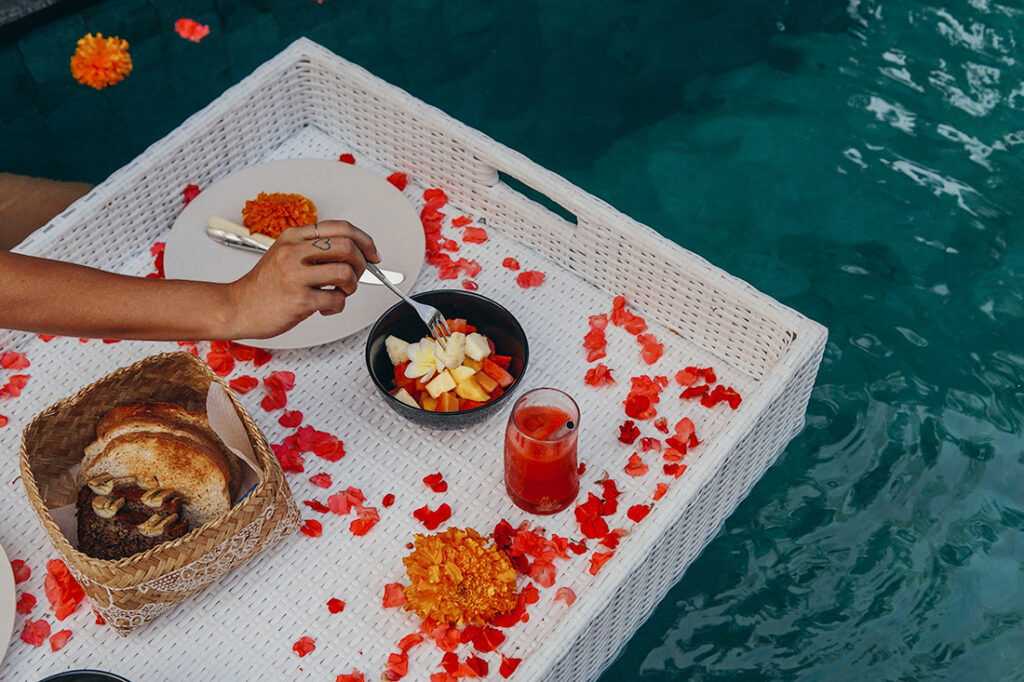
[225, 220, 381, 339]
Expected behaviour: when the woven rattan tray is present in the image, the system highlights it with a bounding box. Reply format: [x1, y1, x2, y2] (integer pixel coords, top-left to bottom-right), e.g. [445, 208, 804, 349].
[0, 39, 826, 681]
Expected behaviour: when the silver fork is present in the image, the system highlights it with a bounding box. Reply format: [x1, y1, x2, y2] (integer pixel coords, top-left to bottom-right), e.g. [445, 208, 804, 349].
[364, 262, 451, 349]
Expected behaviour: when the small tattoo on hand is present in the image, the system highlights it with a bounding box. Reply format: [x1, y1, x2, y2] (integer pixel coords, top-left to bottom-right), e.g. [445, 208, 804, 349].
[312, 237, 331, 251]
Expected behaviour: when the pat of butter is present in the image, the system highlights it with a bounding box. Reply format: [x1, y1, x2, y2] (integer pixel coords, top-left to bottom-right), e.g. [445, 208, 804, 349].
[207, 216, 276, 248]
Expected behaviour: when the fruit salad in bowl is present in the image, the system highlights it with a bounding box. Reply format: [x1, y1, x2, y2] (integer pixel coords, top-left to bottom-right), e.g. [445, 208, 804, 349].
[365, 290, 528, 429]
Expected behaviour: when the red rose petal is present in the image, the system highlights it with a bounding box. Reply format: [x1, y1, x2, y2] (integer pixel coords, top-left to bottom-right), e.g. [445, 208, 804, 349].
[228, 375, 258, 394]
[499, 654, 522, 678]
[515, 270, 545, 288]
[299, 519, 322, 537]
[471, 626, 505, 653]
[292, 635, 316, 657]
[397, 633, 423, 652]
[461, 279, 479, 291]
[49, 629, 72, 652]
[338, 153, 355, 164]
[382, 493, 395, 507]
[423, 188, 448, 208]
[327, 487, 366, 515]
[44, 560, 84, 621]
[11, 559, 30, 584]
[554, 586, 577, 606]
[278, 410, 303, 428]
[501, 257, 520, 270]
[20, 619, 50, 647]
[589, 550, 615, 575]
[387, 172, 408, 190]
[412, 503, 452, 530]
[624, 453, 648, 477]
[423, 472, 448, 493]
[628, 504, 651, 523]
[0, 352, 30, 369]
[265, 370, 295, 392]
[205, 350, 234, 377]
[382, 582, 408, 608]
[16, 593, 36, 615]
[617, 420, 640, 444]
[273, 445, 304, 473]
[174, 18, 210, 42]
[327, 598, 346, 614]
[303, 499, 329, 514]
[653, 482, 669, 501]
[584, 363, 615, 387]
[385, 651, 409, 679]
[182, 184, 200, 205]
[462, 226, 488, 243]
[337, 669, 366, 682]
[452, 215, 472, 227]
[350, 506, 380, 536]
[261, 388, 288, 412]
[309, 472, 332, 488]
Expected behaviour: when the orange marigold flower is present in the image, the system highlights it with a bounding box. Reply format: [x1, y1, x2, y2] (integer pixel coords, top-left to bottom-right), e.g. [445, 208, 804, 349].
[241, 192, 318, 239]
[402, 527, 518, 626]
[70, 33, 132, 90]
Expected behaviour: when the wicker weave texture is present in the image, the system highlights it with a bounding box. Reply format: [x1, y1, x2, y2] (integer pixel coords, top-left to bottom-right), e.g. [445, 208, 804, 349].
[0, 39, 825, 681]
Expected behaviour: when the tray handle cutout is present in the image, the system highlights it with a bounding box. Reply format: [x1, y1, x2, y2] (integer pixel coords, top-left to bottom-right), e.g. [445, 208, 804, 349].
[479, 157, 582, 242]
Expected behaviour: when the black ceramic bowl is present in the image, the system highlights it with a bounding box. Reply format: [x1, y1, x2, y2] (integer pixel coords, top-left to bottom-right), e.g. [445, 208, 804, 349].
[365, 290, 529, 429]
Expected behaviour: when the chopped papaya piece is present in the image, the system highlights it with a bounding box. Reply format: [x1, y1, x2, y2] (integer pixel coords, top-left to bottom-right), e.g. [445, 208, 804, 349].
[481, 358, 515, 388]
[447, 318, 468, 334]
[461, 399, 487, 410]
[438, 391, 460, 412]
[421, 394, 439, 411]
[476, 371, 499, 394]
[394, 362, 414, 389]
[490, 354, 512, 369]
[463, 357, 483, 371]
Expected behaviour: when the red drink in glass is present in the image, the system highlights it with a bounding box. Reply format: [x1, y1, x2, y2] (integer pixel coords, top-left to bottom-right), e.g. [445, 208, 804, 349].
[504, 388, 580, 514]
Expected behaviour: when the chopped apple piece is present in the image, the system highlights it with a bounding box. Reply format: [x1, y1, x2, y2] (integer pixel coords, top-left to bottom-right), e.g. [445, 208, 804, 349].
[464, 332, 491, 361]
[391, 387, 418, 407]
[451, 365, 476, 384]
[435, 332, 466, 369]
[476, 371, 499, 394]
[425, 369, 457, 399]
[455, 375, 489, 402]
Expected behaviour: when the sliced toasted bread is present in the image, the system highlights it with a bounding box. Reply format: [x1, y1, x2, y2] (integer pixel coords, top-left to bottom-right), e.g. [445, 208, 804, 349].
[82, 432, 231, 526]
[84, 402, 242, 499]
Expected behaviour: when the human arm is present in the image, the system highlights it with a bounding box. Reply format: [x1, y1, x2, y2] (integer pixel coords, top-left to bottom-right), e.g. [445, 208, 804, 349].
[0, 220, 380, 341]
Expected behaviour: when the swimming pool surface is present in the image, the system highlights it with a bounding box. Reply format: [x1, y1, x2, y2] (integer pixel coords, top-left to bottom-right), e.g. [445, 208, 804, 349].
[3, 1, 1022, 679]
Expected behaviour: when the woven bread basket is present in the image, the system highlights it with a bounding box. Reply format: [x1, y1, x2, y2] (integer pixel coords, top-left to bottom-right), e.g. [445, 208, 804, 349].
[18, 351, 301, 635]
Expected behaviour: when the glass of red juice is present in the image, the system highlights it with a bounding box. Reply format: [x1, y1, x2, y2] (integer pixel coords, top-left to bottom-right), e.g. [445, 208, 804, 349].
[504, 388, 580, 515]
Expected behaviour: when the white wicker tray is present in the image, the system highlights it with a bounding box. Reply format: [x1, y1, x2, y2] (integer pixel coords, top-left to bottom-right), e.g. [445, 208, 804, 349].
[0, 39, 826, 681]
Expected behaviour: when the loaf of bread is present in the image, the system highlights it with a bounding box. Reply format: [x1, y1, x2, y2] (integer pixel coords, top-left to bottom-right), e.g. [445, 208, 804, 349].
[76, 402, 241, 560]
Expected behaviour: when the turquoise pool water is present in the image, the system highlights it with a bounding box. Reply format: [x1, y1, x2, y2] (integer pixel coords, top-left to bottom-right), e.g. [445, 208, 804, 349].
[3, 1, 1022, 679]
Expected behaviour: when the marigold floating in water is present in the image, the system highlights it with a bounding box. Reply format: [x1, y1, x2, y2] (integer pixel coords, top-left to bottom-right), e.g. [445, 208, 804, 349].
[241, 192, 318, 239]
[70, 33, 132, 90]
[403, 527, 518, 626]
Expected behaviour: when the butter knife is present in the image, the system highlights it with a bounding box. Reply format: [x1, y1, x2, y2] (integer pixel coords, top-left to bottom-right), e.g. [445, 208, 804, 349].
[205, 217, 405, 285]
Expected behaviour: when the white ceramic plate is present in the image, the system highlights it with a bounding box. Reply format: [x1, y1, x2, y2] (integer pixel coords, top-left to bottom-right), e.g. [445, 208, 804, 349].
[0, 541, 15, 664]
[164, 159, 424, 349]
